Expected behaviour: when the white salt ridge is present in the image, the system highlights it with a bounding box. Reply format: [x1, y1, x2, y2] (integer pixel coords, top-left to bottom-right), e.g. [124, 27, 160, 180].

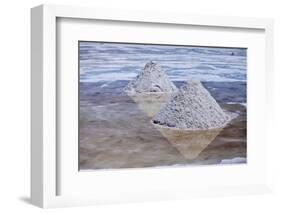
[227, 102, 247, 107]
[124, 61, 178, 94]
[220, 157, 246, 164]
[152, 80, 231, 130]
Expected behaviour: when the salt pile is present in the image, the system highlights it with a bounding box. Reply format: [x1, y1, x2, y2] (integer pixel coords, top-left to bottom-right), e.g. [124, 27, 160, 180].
[124, 61, 178, 94]
[152, 80, 230, 130]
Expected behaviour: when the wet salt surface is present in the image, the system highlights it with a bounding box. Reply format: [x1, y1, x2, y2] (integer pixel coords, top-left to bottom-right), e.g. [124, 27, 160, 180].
[79, 42, 246, 83]
[79, 81, 246, 170]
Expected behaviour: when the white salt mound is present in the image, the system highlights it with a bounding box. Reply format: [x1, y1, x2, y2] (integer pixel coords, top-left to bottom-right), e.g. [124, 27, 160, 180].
[124, 61, 178, 94]
[152, 80, 230, 130]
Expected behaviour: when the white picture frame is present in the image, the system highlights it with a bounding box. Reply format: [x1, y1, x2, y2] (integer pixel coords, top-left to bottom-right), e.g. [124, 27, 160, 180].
[31, 4, 274, 208]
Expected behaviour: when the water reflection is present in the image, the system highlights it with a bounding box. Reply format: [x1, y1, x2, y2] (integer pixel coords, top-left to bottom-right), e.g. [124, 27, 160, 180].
[129, 93, 173, 118]
[153, 125, 222, 159]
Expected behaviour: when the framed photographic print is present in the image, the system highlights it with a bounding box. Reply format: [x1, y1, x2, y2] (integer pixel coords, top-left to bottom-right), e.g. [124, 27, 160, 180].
[31, 4, 274, 208]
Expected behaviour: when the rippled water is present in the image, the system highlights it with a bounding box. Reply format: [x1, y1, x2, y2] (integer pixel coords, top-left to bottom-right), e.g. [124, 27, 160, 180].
[79, 42, 246, 82]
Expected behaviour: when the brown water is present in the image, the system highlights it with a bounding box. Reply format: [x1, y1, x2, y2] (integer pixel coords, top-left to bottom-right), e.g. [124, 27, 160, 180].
[79, 89, 246, 170]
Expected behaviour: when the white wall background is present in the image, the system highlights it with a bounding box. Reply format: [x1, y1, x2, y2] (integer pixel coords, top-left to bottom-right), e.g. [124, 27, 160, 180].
[0, 0, 280, 212]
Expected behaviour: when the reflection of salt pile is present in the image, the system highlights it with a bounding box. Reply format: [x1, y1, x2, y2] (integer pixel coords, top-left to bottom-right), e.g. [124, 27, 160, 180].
[124, 61, 178, 117]
[154, 126, 222, 159]
[129, 93, 172, 118]
[153, 80, 230, 130]
[124, 61, 178, 94]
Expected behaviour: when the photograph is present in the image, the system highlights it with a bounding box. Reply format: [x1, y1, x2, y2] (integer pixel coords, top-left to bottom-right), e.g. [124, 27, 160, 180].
[79, 41, 247, 170]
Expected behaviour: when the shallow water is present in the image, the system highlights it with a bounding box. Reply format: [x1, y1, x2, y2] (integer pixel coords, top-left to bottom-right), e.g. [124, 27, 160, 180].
[79, 81, 246, 170]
